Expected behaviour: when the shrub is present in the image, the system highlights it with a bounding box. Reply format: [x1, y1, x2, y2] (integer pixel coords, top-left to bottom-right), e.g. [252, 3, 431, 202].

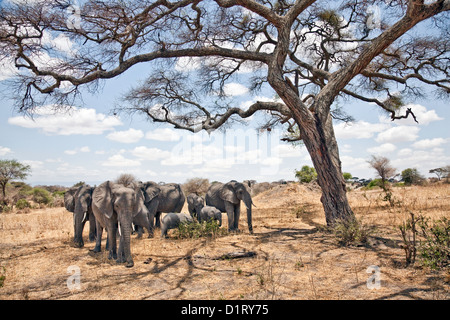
[398, 213, 450, 269]
[174, 220, 226, 239]
[333, 218, 374, 246]
[418, 217, 450, 270]
[294, 165, 317, 183]
[401, 168, 425, 185]
[366, 179, 382, 189]
[182, 178, 210, 196]
[30, 188, 52, 205]
[15, 199, 31, 210]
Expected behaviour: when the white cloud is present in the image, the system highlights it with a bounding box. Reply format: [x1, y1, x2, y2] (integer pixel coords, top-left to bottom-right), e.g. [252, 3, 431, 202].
[64, 146, 91, 155]
[145, 128, 181, 142]
[394, 104, 443, 126]
[340, 155, 369, 171]
[274, 144, 305, 158]
[367, 143, 397, 155]
[131, 146, 171, 161]
[8, 106, 123, 135]
[23, 160, 44, 169]
[397, 148, 413, 157]
[106, 128, 144, 143]
[392, 148, 450, 174]
[412, 138, 448, 149]
[64, 150, 77, 155]
[102, 155, 141, 167]
[334, 121, 389, 140]
[375, 126, 420, 143]
[223, 83, 249, 96]
[0, 146, 13, 156]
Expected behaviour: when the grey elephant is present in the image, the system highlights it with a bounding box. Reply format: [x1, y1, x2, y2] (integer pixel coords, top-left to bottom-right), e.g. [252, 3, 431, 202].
[205, 180, 254, 233]
[140, 181, 185, 236]
[64, 184, 96, 248]
[160, 212, 193, 238]
[187, 193, 204, 219]
[198, 206, 222, 226]
[92, 181, 151, 267]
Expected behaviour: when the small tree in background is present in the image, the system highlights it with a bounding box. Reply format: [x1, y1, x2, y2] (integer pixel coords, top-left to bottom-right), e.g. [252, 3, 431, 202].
[401, 168, 425, 185]
[343, 172, 352, 182]
[368, 155, 397, 206]
[295, 165, 317, 184]
[182, 178, 210, 196]
[115, 173, 138, 187]
[0, 159, 31, 206]
[368, 156, 396, 190]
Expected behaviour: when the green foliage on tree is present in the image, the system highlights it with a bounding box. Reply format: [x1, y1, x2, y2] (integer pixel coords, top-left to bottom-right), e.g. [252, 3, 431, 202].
[343, 172, 352, 181]
[401, 168, 425, 185]
[294, 165, 317, 184]
[0, 159, 31, 205]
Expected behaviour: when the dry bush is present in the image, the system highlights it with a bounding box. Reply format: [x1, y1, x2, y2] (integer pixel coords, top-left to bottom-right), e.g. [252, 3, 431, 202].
[182, 178, 210, 196]
[115, 173, 138, 187]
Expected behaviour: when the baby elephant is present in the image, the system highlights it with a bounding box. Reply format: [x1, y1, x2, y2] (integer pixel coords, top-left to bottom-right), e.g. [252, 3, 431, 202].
[160, 212, 193, 238]
[198, 206, 222, 227]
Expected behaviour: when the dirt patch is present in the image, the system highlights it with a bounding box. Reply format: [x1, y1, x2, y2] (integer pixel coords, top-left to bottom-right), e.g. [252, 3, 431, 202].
[0, 184, 449, 300]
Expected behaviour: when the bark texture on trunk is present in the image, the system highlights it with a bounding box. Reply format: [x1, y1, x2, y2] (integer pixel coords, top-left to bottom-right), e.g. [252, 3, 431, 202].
[299, 113, 355, 226]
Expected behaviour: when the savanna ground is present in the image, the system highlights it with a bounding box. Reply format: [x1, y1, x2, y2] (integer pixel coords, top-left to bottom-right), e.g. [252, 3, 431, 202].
[0, 183, 449, 300]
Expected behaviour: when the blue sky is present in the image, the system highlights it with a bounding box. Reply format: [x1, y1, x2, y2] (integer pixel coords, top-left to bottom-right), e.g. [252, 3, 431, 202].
[0, 2, 449, 187]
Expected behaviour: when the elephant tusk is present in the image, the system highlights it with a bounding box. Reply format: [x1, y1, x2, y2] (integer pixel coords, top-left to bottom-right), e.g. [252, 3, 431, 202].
[118, 222, 122, 236]
[82, 211, 87, 223]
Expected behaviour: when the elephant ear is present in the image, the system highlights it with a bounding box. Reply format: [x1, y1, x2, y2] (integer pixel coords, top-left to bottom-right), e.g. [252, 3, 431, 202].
[220, 182, 239, 204]
[93, 181, 114, 219]
[144, 183, 160, 203]
[64, 187, 78, 212]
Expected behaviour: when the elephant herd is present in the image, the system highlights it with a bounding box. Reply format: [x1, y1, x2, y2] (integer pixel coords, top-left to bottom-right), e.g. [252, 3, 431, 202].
[64, 180, 254, 267]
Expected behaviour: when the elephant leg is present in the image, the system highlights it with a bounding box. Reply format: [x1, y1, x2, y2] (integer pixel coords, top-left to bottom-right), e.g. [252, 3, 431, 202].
[155, 211, 162, 228]
[233, 205, 241, 231]
[224, 201, 235, 232]
[134, 212, 152, 239]
[135, 225, 144, 239]
[92, 221, 103, 253]
[88, 214, 97, 242]
[107, 223, 117, 260]
[146, 199, 159, 237]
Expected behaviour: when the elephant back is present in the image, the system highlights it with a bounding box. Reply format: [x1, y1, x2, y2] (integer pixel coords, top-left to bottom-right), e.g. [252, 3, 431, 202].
[158, 183, 185, 212]
[205, 182, 226, 212]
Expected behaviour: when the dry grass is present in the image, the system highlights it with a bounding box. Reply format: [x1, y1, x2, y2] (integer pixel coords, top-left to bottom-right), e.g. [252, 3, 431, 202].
[0, 183, 449, 300]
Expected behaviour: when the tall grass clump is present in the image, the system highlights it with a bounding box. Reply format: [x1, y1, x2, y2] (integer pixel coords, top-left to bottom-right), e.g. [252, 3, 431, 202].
[333, 218, 374, 246]
[174, 220, 227, 239]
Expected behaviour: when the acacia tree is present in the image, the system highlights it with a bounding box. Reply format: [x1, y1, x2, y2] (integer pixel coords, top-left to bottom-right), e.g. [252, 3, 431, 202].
[0, 159, 31, 205]
[0, 0, 449, 225]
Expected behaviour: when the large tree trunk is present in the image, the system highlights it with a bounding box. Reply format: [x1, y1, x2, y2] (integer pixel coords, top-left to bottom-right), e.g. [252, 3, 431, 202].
[298, 111, 355, 226]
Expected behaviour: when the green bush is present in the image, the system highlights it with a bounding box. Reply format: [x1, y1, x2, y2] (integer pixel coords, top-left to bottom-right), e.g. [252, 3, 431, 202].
[418, 217, 450, 270]
[174, 220, 227, 239]
[294, 165, 317, 183]
[333, 218, 374, 246]
[366, 179, 382, 189]
[30, 188, 52, 205]
[15, 199, 31, 210]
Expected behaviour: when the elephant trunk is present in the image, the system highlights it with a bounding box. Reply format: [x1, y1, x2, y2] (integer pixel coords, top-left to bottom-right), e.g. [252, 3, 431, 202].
[119, 218, 134, 268]
[243, 193, 253, 234]
[73, 211, 87, 248]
